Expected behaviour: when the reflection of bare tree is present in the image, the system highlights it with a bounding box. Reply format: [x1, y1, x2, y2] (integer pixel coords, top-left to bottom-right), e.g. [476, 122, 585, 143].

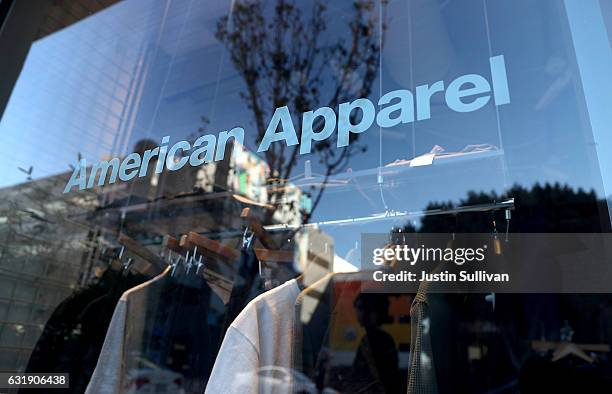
[216, 0, 386, 223]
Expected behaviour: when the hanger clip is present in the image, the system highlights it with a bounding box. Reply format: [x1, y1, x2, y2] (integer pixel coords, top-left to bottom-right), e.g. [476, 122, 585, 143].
[122, 257, 133, 277]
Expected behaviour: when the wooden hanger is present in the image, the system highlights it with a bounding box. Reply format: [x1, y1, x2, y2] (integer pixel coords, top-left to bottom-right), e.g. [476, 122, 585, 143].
[254, 248, 293, 263]
[166, 234, 233, 301]
[179, 231, 238, 262]
[252, 230, 339, 290]
[163, 235, 185, 255]
[253, 246, 290, 290]
[241, 207, 277, 249]
[232, 193, 274, 210]
[118, 233, 165, 272]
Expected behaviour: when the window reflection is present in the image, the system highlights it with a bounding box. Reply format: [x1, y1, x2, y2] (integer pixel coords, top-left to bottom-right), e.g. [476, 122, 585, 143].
[0, 0, 610, 392]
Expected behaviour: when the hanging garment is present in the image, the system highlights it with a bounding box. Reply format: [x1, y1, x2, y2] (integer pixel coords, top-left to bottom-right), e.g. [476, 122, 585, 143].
[85, 268, 169, 393]
[220, 245, 264, 338]
[21, 267, 148, 394]
[407, 288, 438, 394]
[86, 266, 226, 394]
[221, 232, 300, 338]
[205, 278, 301, 394]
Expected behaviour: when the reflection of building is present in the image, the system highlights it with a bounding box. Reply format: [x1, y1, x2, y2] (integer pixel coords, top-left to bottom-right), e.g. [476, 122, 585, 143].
[0, 0, 156, 372]
[0, 140, 302, 372]
[228, 142, 309, 226]
[0, 172, 98, 372]
[0, 0, 154, 188]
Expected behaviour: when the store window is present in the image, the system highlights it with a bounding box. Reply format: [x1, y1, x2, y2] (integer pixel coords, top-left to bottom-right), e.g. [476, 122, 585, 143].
[0, 0, 611, 393]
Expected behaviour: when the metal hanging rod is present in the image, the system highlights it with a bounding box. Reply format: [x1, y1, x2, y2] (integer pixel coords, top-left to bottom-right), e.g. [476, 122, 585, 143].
[263, 198, 515, 231]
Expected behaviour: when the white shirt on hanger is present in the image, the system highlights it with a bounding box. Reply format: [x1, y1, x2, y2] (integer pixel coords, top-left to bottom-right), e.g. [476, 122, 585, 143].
[205, 278, 301, 394]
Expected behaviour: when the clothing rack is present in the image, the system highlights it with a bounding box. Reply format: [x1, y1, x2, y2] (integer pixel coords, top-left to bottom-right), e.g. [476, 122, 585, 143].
[185, 198, 515, 242]
[96, 199, 515, 269]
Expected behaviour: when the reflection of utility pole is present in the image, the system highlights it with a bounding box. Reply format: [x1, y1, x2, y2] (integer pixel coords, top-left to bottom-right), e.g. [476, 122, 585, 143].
[17, 165, 33, 181]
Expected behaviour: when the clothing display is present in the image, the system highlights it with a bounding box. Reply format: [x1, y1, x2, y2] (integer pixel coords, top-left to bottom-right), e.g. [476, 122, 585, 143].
[19, 206, 612, 394]
[406, 284, 437, 394]
[86, 264, 228, 394]
[21, 267, 148, 394]
[85, 268, 170, 394]
[205, 278, 301, 394]
[220, 241, 265, 338]
[2, 1, 612, 393]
